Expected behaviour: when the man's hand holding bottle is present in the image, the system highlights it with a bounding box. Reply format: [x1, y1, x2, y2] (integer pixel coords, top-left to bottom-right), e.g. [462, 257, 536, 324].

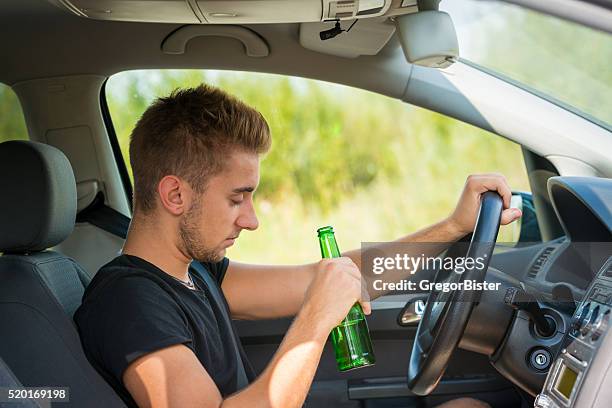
[303, 257, 371, 330]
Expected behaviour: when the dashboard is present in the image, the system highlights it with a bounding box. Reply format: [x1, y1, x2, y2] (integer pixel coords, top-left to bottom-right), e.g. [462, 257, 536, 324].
[474, 177, 612, 408]
[535, 257, 612, 407]
[496, 177, 612, 407]
[548, 177, 612, 244]
[532, 177, 612, 293]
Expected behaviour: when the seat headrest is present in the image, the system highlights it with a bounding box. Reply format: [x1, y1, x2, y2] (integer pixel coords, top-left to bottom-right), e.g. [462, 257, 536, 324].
[0, 140, 76, 253]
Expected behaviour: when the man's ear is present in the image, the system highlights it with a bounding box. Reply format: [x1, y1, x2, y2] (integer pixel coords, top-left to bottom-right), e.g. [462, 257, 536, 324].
[157, 175, 189, 216]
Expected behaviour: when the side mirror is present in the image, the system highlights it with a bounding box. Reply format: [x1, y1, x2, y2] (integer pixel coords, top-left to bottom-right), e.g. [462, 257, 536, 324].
[498, 191, 542, 246]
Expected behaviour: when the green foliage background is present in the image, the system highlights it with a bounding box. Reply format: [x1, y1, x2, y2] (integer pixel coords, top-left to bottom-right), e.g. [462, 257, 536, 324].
[444, 0, 612, 125]
[0, 86, 27, 143]
[493, 11, 611, 124]
[105, 70, 531, 263]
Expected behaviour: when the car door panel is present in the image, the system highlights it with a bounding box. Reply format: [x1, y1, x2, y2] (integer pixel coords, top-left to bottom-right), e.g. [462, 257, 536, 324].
[235, 294, 522, 407]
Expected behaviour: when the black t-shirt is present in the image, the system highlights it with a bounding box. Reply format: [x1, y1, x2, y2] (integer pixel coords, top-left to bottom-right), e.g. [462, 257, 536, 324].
[74, 254, 254, 408]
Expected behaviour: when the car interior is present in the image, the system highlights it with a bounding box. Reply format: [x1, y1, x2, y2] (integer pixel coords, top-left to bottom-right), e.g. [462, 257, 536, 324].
[1, 0, 611, 407]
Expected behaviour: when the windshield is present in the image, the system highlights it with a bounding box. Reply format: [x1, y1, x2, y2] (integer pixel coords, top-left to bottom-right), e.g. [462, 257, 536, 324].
[440, 0, 612, 127]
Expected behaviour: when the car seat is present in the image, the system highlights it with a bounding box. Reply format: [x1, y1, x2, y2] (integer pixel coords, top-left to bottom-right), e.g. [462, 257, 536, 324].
[0, 140, 126, 407]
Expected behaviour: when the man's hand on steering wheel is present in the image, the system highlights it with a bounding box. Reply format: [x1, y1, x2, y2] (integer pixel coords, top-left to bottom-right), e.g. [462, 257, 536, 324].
[407, 173, 523, 395]
[447, 173, 523, 236]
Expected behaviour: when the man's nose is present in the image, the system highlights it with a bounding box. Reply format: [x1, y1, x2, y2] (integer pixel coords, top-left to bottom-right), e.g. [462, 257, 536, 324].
[237, 201, 259, 231]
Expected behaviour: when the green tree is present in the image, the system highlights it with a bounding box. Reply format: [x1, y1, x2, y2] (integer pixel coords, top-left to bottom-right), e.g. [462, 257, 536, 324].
[106, 71, 401, 212]
[0, 84, 27, 142]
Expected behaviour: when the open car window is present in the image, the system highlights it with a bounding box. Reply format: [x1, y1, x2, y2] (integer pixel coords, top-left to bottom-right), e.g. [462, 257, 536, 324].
[106, 70, 531, 263]
[441, 0, 612, 128]
[0, 83, 28, 143]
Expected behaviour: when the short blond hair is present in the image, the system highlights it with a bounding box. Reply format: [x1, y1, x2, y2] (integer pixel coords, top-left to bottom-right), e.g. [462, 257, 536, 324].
[129, 84, 271, 213]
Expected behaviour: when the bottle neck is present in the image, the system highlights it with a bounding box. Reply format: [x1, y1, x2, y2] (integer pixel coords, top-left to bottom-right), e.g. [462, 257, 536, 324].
[319, 233, 341, 258]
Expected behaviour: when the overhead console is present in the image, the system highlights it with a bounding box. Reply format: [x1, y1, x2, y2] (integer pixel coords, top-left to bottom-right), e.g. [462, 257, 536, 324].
[46, 0, 417, 24]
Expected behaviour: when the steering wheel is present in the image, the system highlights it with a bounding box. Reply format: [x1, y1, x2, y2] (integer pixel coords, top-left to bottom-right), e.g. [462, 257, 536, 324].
[407, 191, 503, 395]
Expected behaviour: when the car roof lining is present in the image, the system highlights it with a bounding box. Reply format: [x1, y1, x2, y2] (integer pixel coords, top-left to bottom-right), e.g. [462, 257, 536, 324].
[1, 0, 410, 99]
[4, 0, 611, 183]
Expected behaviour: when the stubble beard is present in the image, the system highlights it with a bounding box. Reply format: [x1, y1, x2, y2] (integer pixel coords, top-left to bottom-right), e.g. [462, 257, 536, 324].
[179, 197, 225, 263]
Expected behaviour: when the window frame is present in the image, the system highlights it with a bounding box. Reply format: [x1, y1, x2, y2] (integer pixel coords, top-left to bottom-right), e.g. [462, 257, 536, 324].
[100, 79, 134, 210]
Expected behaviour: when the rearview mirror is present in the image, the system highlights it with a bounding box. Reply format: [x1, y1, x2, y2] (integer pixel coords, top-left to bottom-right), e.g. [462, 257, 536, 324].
[394, 10, 459, 68]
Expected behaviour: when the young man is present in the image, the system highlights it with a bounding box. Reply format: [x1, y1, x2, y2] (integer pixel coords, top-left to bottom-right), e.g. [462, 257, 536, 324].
[74, 85, 521, 408]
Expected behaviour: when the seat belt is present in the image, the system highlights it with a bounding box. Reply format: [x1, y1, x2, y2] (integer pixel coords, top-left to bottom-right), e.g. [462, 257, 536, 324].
[190, 262, 249, 390]
[77, 194, 250, 390]
[76, 192, 129, 239]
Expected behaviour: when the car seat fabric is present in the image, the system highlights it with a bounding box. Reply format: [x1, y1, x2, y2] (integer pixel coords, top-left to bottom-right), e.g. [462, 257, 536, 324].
[0, 356, 41, 408]
[0, 140, 127, 407]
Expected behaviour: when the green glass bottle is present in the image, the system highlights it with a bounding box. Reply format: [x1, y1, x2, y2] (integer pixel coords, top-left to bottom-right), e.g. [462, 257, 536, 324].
[317, 226, 376, 371]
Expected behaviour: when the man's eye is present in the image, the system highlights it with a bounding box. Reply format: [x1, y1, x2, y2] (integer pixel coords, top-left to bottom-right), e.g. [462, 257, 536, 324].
[230, 193, 245, 206]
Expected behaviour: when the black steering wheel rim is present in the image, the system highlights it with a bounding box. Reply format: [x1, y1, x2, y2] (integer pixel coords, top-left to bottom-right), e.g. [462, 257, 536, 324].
[407, 191, 503, 395]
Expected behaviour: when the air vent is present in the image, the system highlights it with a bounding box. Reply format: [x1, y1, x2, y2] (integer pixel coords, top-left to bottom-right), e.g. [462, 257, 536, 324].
[528, 246, 556, 278]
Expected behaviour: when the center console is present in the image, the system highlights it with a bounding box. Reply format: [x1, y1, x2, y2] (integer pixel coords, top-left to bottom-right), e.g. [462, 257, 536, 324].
[535, 257, 612, 407]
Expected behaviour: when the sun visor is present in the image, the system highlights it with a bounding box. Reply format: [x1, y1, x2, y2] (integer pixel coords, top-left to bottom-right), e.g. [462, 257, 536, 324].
[300, 19, 396, 58]
[45, 0, 395, 24]
[197, 1, 322, 24]
[394, 10, 459, 68]
[47, 0, 201, 23]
